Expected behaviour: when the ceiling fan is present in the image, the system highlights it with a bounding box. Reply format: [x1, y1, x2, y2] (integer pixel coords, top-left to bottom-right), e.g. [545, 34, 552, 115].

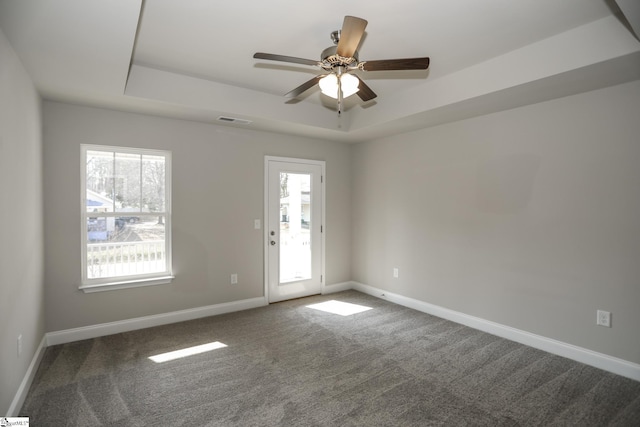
[254, 16, 430, 115]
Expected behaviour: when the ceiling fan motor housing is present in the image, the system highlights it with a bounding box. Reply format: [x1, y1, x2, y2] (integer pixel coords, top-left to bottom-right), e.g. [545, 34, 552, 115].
[320, 45, 359, 70]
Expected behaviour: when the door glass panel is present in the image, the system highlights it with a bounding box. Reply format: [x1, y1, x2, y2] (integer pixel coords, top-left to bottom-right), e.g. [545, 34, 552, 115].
[279, 172, 311, 283]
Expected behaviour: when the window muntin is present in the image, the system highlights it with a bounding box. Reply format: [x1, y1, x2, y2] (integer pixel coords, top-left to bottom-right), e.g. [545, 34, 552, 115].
[81, 145, 171, 288]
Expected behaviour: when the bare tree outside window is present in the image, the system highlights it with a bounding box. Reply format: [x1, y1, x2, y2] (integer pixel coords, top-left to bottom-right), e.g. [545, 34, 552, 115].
[280, 172, 289, 198]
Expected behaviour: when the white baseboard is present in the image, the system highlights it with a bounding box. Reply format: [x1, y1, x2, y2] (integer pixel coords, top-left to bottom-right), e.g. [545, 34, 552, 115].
[8, 335, 47, 416]
[46, 296, 267, 346]
[351, 281, 640, 382]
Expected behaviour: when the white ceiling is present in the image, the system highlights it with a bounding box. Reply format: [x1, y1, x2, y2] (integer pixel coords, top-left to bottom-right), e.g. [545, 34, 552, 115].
[1, 0, 639, 142]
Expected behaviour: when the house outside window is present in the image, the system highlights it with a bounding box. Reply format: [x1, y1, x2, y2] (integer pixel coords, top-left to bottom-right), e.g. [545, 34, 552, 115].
[80, 145, 172, 292]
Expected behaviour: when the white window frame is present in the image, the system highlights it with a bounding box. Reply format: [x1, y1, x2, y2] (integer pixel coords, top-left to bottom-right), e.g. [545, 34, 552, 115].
[80, 145, 173, 293]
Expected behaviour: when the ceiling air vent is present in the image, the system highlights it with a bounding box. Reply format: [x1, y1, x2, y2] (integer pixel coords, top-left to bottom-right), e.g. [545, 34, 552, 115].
[216, 116, 252, 125]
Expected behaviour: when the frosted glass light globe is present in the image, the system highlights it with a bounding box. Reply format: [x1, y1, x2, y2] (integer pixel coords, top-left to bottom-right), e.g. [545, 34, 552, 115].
[319, 73, 360, 99]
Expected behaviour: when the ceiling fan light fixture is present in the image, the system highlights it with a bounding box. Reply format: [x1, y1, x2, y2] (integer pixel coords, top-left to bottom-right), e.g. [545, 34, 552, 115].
[319, 73, 359, 99]
[253, 15, 430, 113]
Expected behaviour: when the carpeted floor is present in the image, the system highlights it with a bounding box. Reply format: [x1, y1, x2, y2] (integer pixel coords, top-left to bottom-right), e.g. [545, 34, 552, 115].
[21, 291, 640, 426]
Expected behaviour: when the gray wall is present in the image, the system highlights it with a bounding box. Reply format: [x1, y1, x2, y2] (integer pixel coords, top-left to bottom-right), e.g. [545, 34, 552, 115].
[43, 102, 352, 331]
[0, 28, 44, 414]
[351, 80, 640, 364]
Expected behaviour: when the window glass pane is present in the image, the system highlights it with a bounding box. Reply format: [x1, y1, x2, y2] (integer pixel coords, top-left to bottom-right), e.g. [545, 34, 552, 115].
[83, 145, 170, 286]
[115, 152, 142, 213]
[142, 154, 165, 213]
[279, 172, 311, 283]
[86, 215, 166, 279]
[86, 150, 114, 213]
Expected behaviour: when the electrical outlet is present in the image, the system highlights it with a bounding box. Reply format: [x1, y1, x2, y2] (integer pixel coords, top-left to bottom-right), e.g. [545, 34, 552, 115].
[393, 268, 399, 278]
[597, 310, 611, 327]
[17, 334, 22, 357]
[231, 274, 238, 284]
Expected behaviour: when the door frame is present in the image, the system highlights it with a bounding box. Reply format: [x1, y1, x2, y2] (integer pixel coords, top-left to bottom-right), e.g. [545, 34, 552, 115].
[264, 156, 325, 303]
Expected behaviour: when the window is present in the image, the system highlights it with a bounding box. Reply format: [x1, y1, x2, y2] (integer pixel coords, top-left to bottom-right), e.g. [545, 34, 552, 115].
[81, 145, 172, 292]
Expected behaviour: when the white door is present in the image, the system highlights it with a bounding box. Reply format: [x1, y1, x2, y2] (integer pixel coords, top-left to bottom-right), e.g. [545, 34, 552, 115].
[265, 157, 324, 303]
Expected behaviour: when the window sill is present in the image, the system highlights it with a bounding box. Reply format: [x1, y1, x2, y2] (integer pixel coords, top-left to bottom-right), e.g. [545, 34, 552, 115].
[79, 275, 174, 293]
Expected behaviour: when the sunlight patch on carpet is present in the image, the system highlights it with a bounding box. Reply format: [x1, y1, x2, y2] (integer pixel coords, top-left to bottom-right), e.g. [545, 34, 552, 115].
[149, 341, 227, 363]
[306, 300, 373, 316]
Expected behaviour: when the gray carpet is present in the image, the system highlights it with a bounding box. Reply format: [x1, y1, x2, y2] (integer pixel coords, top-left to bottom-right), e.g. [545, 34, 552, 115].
[21, 291, 640, 426]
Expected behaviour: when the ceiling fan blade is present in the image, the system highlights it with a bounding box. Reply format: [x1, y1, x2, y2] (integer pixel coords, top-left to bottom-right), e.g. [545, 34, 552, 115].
[356, 78, 377, 102]
[336, 16, 368, 58]
[361, 57, 430, 71]
[253, 52, 319, 67]
[284, 75, 325, 98]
